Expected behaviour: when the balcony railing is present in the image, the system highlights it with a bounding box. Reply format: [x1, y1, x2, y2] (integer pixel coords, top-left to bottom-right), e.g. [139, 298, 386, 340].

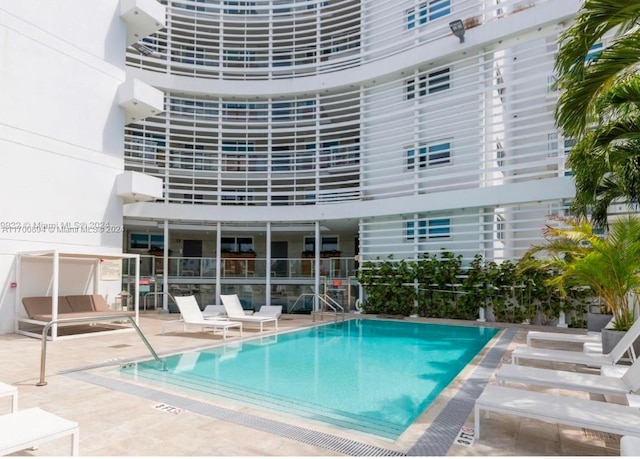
[123, 255, 357, 279]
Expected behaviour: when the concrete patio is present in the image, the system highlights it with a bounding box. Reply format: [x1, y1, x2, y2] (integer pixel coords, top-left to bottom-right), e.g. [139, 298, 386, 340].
[0, 312, 623, 456]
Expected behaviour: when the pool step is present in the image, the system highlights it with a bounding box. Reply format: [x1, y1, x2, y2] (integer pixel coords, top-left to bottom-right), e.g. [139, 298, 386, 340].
[120, 363, 402, 439]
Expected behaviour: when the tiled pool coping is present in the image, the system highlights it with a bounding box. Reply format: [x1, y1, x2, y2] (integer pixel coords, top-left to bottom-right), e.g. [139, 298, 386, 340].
[407, 327, 516, 456]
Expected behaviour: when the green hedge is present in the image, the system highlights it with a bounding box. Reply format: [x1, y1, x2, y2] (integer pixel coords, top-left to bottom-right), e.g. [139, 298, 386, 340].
[357, 252, 592, 325]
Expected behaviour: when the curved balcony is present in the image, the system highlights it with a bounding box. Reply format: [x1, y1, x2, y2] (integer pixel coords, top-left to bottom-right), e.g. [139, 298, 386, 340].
[126, 0, 556, 81]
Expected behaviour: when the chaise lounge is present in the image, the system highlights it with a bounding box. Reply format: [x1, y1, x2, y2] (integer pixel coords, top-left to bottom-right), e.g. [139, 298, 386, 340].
[220, 294, 278, 332]
[474, 385, 640, 441]
[495, 356, 640, 397]
[510, 317, 640, 367]
[164, 296, 243, 340]
[18, 295, 137, 339]
[21, 295, 134, 323]
[0, 382, 79, 456]
[525, 329, 601, 347]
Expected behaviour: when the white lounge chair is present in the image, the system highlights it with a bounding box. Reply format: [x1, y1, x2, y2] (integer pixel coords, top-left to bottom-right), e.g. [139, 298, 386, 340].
[0, 407, 79, 456]
[526, 330, 601, 347]
[202, 305, 227, 318]
[254, 305, 283, 318]
[495, 356, 640, 396]
[163, 296, 243, 340]
[511, 318, 640, 367]
[0, 382, 18, 413]
[220, 294, 278, 332]
[474, 385, 640, 441]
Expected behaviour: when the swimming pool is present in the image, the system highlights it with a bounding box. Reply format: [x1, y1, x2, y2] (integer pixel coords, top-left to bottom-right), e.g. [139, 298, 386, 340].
[119, 319, 498, 439]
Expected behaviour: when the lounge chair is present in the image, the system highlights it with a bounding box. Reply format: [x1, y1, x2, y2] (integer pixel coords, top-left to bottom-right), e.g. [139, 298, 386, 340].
[202, 305, 227, 318]
[474, 385, 640, 441]
[0, 408, 79, 456]
[220, 294, 278, 332]
[511, 318, 640, 367]
[495, 356, 640, 396]
[163, 296, 243, 340]
[254, 305, 283, 318]
[526, 329, 601, 347]
[0, 382, 18, 413]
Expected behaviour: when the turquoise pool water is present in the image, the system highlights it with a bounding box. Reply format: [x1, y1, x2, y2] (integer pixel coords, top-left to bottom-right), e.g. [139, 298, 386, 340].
[119, 319, 498, 439]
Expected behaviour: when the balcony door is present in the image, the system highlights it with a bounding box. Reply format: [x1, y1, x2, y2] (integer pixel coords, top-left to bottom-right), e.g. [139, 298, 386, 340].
[182, 240, 202, 276]
[271, 241, 288, 277]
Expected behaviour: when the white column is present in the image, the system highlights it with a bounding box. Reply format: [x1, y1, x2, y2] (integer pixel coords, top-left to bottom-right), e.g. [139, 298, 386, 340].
[162, 219, 169, 313]
[14, 255, 21, 333]
[314, 221, 321, 311]
[51, 250, 59, 340]
[215, 222, 222, 303]
[358, 219, 364, 308]
[134, 253, 140, 324]
[266, 222, 271, 305]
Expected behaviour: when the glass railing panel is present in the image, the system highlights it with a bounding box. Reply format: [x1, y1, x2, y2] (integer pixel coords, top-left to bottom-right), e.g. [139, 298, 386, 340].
[202, 258, 216, 277]
[140, 256, 356, 280]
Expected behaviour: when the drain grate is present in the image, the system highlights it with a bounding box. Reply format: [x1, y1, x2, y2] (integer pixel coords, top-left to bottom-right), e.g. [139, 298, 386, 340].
[407, 327, 517, 456]
[66, 372, 405, 456]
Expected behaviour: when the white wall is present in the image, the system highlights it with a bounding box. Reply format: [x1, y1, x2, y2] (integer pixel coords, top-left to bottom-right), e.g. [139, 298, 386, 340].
[0, 0, 128, 334]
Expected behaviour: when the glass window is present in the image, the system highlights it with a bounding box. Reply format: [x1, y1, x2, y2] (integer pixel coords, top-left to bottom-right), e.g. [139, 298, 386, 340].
[221, 237, 236, 252]
[406, 220, 427, 241]
[304, 237, 338, 252]
[321, 237, 338, 252]
[428, 68, 450, 93]
[428, 0, 450, 21]
[428, 218, 451, 238]
[406, 79, 416, 99]
[407, 142, 450, 169]
[150, 235, 164, 251]
[405, 69, 449, 99]
[407, 9, 416, 29]
[221, 237, 253, 253]
[272, 195, 289, 206]
[495, 215, 505, 241]
[237, 237, 253, 252]
[131, 233, 150, 249]
[408, 0, 450, 29]
[428, 142, 451, 166]
[406, 148, 416, 169]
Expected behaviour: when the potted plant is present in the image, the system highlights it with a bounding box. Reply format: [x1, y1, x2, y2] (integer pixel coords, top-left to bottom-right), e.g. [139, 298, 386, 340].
[518, 215, 640, 353]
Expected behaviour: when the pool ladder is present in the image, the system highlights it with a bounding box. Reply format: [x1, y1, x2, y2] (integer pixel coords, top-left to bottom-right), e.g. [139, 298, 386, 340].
[311, 294, 345, 323]
[288, 293, 345, 322]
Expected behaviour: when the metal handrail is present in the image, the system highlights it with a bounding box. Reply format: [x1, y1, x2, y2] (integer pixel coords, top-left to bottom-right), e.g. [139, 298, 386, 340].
[312, 294, 345, 323]
[143, 291, 178, 311]
[288, 293, 316, 314]
[37, 315, 165, 386]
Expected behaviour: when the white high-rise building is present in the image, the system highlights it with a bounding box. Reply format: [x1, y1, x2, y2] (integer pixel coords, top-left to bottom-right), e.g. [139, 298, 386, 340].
[0, 0, 164, 334]
[0, 0, 582, 333]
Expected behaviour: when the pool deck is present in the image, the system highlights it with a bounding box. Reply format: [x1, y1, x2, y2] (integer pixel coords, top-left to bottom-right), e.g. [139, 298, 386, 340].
[0, 312, 622, 456]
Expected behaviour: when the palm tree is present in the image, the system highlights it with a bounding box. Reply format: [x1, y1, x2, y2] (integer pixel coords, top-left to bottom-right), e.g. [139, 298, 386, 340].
[566, 78, 640, 225]
[518, 215, 640, 331]
[554, 0, 640, 226]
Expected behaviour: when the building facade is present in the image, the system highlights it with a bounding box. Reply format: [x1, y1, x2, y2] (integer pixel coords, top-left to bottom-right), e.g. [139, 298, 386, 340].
[0, 0, 164, 334]
[122, 0, 580, 313]
[0, 0, 583, 333]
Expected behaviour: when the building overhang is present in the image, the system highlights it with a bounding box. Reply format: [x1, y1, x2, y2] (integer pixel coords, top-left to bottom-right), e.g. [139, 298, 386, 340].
[122, 177, 576, 223]
[116, 171, 163, 203]
[118, 77, 164, 123]
[120, 0, 166, 46]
